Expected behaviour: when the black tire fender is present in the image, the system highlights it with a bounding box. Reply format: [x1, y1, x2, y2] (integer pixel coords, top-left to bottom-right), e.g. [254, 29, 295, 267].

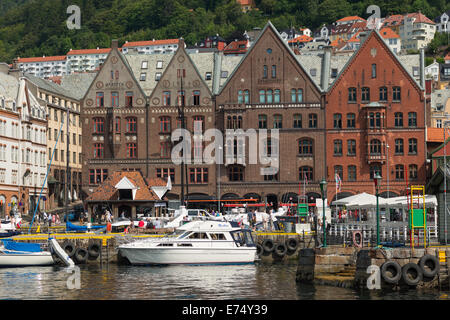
[419, 254, 439, 278]
[262, 239, 275, 254]
[74, 247, 88, 264]
[402, 263, 423, 286]
[273, 242, 287, 258]
[256, 243, 263, 256]
[285, 238, 299, 251]
[380, 260, 402, 284]
[88, 242, 101, 259]
[62, 240, 76, 257]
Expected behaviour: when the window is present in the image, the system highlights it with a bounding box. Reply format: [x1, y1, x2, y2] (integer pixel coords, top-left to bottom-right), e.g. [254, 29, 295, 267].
[177, 90, 185, 106]
[156, 61, 163, 69]
[347, 113, 355, 128]
[408, 138, 417, 154]
[362, 87, 370, 102]
[258, 115, 267, 129]
[190, 168, 208, 184]
[334, 165, 343, 180]
[334, 140, 342, 156]
[310, 68, 317, 76]
[126, 117, 137, 133]
[331, 68, 338, 78]
[379, 87, 387, 101]
[227, 116, 242, 129]
[333, 113, 342, 129]
[347, 139, 356, 156]
[409, 164, 418, 180]
[271, 65, 276, 78]
[394, 112, 403, 127]
[259, 90, 265, 103]
[193, 91, 200, 106]
[111, 92, 119, 107]
[370, 165, 381, 179]
[395, 139, 404, 154]
[291, 89, 303, 103]
[348, 87, 357, 102]
[89, 169, 108, 184]
[163, 91, 171, 106]
[266, 90, 273, 103]
[94, 143, 104, 159]
[205, 72, 212, 80]
[96, 92, 104, 107]
[155, 72, 162, 81]
[93, 117, 104, 133]
[228, 165, 244, 181]
[308, 113, 317, 128]
[369, 112, 382, 128]
[298, 138, 313, 156]
[293, 114, 302, 128]
[370, 139, 382, 155]
[395, 164, 404, 180]
[408, 112, 417, 127]
[177, 69, 186, 78]
[393, 87, 401, 101]
[193, 116, 204, 132]
[348, 165, 356, 181]
[273, 115, 282, 129]
[160, 142, 171, 158]
[156, 168, 175, 182]
[141, 61, 148, 69]
[221, 71, 228, 78]
[140, 73, 146, 81]
[299, 166, 313, 181]
[160, 116, 171, 133]
[125, 91, 133, 107]
[263, 65, 268, 78]
[371, 64, 376, 78]
[126, 143, 137, 158]
[115, 117, 121, 133]
[274, 89, 280, 103]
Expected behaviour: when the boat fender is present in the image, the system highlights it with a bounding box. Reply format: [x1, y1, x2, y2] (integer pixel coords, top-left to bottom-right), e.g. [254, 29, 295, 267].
[88, 242, 101, 259]
[285, 238, 299, 252]
[402, 263, 423, 286]
[256, 243, 263, 256]
[380, 260, 402, 284]
[74, 247, 88, 264]
[419, 254, 439, 278]
[62, 240, 76, 257]
[273, 242, 287, 258]
[352, 231, 363, 248]
[262, 239, 275, 254]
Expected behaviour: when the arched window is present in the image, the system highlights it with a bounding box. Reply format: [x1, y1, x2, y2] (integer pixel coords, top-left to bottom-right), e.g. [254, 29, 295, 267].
[259, 90, 265, 103]
[370, 139, 382, 155]
[409, 164, 418, 180]
[126, 117, 137, 133]
[299, 166, 313, 181]
[266, 89, 273, 103]
[273, 114, 282, 128]
[395, 164, 404, 180]
[298, 138, 313, 156]
[93, 117, 104, 133]
[258, 115, 267, 129]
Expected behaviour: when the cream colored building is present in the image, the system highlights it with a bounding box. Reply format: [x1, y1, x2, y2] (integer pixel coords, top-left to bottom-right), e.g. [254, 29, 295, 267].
[399, 12, 436, 52]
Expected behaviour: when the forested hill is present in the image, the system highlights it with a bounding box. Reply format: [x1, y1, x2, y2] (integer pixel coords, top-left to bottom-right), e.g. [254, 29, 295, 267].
[0, 0, 448, 63]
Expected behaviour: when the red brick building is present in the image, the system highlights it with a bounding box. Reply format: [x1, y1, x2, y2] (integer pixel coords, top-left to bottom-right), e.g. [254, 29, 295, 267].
[325, 30, 427, 201]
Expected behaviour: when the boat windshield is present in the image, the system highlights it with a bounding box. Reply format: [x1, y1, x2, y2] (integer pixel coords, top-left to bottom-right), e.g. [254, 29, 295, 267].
[167, 229, 189, 238]
[230, 230, 256, 247]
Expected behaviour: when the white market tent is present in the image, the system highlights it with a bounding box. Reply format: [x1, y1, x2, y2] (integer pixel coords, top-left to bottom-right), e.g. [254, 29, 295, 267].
[332, 192, 389, 209]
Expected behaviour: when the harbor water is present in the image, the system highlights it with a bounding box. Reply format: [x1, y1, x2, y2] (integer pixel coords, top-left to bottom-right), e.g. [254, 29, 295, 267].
[0, 262, 448, 300]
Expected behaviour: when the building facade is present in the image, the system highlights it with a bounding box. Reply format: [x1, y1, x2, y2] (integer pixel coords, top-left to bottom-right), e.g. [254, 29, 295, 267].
[325, 30, 427, 201]
[121, 39, 180, 55]
[66, 48, 111, 74]
[18, 56, 67, 79]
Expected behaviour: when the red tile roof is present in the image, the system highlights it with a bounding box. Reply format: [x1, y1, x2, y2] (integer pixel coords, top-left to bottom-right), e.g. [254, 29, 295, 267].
[428, 128, 445, 143]
[406, 12, 435, 25]
[122, 39, 180, 48]
[379, 27, 400, 39]
[382, 15, 404, 27]
[67, 48, 112, 55]
[86, 171, 166, 202]
[223, 40, 249, 54]
[337, 16, 366, 23]
[18, 56, 66, 63]
[288, 35, 313, 43]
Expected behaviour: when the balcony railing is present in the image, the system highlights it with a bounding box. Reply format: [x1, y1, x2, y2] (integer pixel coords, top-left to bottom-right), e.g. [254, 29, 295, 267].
[366, 153, 386, 163]
[219, 102, 321, 110]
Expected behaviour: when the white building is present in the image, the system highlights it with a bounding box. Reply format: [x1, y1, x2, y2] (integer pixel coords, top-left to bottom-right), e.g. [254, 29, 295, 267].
[122, 39, 180, 55]
[379, 27, 402, 54]
[425, 60, 440, 81]
[66, 48, 111, 74]
[434, 11, 449, 33]
[399, 12, 436, 52]
[0, 69, 48, 216]
[18, 56, 67, 79]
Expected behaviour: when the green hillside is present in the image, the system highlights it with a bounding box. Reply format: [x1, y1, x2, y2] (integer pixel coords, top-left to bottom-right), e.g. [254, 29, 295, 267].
[0, 0, 448, 63]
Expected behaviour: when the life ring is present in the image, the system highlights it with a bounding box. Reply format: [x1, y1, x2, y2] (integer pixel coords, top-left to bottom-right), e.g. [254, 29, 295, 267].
[380, 260, 402, 284]
[88, 242, 101, 259]
[74, 247, 88, 264]
[419, 254, 440, 278]
[402, 263, 423, 286]
[352, 231, 363, 248]
[273, 242, 287, 258]
[285, 238, 299, 252]
[62, 240, 76, 257]
[262, 239, 275, 255]
[256, 243, 263, 256]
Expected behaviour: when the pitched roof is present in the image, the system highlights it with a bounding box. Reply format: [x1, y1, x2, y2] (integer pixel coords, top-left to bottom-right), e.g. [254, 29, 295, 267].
[288, 35, 313, 43]
[67, 48, 112, 55]
[379, 27, 400, 39]
[122, 39, 180, 48]
[86, 171, 165, 202]
[336, 16, 366, 23]
[427, 128, 445, 143]
[406, 12, 435, 25]
[382, 14, 404, 27]
[18, 56, 66, 63]
[223, 40, 249, 54]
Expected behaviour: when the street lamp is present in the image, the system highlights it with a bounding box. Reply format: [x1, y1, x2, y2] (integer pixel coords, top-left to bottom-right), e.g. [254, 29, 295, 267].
[373, 172, 382, 247]
[319, 178, 328, 247]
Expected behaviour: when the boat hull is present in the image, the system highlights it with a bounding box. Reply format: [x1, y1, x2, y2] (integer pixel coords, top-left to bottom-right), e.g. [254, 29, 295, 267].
[119, 247, 257, 265]
[0, 252, 54, 267]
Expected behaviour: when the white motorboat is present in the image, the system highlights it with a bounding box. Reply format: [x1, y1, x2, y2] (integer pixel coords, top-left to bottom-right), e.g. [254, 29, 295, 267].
[0, 241, 54, 267]
[118, 220, 257, 265]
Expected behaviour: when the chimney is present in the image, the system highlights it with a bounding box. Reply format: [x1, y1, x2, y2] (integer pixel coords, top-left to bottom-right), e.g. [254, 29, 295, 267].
[111, 39, 119, 49]
[419, 48, 425, 89]
[320, 46, 332, 91]
[179, 37, 185, 48]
